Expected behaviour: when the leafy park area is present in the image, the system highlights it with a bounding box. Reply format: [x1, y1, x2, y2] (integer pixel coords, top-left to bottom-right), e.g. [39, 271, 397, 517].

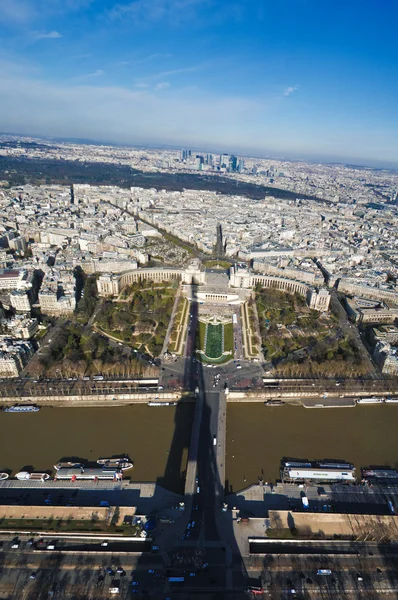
[95, 281, 176, 357]
[255, 287, 368, 377]
[74, 272, 98, 320]
[37, 322, 143, 378]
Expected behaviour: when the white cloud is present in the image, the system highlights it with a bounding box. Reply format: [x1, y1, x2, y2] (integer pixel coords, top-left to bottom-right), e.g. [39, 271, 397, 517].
[32, 30, 63, 41]
[0, 68, 264, 150]
[155, 81, 170, 90]
[283, 85, 299, 97]
[146, 64, 203, 80]
[71, 69, 105, 81]
[132, 53, 173, 65]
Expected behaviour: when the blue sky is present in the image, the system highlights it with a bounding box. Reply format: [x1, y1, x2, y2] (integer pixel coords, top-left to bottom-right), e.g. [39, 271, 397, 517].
[0, 0, 397, 166]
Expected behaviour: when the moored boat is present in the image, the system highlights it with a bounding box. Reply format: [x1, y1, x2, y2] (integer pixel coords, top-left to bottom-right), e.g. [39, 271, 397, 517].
[55, 467, 122, 481]
[385, 397, 398, 403]
[0, 473, 9, 480]
[357, 397, 384, 404]
[2, 405, 40, 413]
[97, 456, 133, 471]
[15, 471, 50, 482]
[148, 401, 177, 406]
[54, 462, 84, 471]
[264, 400, 285, 406]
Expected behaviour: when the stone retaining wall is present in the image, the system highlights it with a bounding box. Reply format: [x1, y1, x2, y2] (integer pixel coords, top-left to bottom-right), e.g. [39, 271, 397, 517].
[1, 392, 193, 408]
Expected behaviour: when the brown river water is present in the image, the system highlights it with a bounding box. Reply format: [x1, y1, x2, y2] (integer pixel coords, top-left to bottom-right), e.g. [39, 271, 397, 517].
[0, 404, 194, 494]
[226, 403, 398, 492]
[1, 403, 397, 495]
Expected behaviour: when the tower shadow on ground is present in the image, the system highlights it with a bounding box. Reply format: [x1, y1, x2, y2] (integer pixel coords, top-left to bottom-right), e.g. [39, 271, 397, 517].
[141, 287, 255, 598]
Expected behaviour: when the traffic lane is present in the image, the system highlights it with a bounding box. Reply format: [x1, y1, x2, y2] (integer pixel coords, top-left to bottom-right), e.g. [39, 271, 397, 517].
[265, 567, 398, 595]
[249, 541, 398, 556]
[0, 564, 135, 599]
[0, 547, 160, 567]
[248, 554, 398, 572]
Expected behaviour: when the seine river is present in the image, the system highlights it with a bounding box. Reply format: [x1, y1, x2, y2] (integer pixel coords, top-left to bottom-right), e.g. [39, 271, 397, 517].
[226, 404, 398, 492]
[1, 403, 397, 495]
[0, 404, 194, 494]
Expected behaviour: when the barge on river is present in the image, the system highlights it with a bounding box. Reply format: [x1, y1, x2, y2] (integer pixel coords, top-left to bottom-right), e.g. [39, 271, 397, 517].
[2, 405, 40, 413]
[357, 397, 385, 404]
[281, 459, 355, 483]
[361, 467, 398, 484]
[97, 456, 133, 470]
[148, 401, 177, 407]
[16, 471, 50, 482]
[54, 467, 122, 481]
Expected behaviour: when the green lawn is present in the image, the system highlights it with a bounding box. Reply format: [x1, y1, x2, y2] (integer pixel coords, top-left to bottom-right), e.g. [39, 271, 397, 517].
[205, 323, 223, 358]
[223, 322, 234, 354]
[196, 319, 234, 364]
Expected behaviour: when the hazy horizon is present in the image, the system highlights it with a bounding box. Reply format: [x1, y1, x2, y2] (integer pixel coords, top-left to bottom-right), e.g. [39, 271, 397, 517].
[0, 1, 397, 168]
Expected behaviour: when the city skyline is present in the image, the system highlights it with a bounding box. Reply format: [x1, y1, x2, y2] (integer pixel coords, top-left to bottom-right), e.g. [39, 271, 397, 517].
[0, 0, 398, 167]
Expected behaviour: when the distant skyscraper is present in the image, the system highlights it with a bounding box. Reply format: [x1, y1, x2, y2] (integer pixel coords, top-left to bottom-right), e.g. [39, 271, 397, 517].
[195, 155, 204, 169]
[220, 153, 229, 168]
[229, 155, 238, 172]
[237, 158, 245, 173]
[206, 153, 213, 166]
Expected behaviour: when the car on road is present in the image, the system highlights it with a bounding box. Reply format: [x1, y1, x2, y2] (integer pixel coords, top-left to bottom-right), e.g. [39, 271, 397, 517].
[101, 541, 108, 547]
[29, 572, 36, 579]
[117, 567, 124, 574]
[106, 568, 114, 576]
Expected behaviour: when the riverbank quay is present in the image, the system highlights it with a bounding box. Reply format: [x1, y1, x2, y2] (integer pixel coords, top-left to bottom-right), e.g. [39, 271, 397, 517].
[0, 391, 193, 408]
[224, 482, 398, 520]
[0, 480, 182, 516]
[227, 389, 398, 404]
[227, 393, 359, 406]
[219, 509, 398, 559]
